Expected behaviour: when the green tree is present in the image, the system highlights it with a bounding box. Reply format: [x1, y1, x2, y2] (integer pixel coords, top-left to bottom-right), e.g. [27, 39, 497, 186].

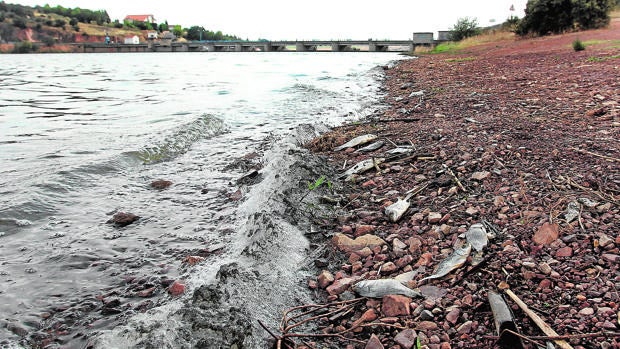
[12, 16, 26, 29]
[186, 25, 206, 40]
[451, 17, 481, 41]
[517, 0, 613, 36]
[158, 21, 169, 32]
[172, 24, 183, 37]
[69, 17, 78, 26]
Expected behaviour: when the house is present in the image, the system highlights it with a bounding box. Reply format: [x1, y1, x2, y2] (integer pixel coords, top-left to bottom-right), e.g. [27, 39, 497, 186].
[124, 14, 155, 23]
[124, 35, 140, 44]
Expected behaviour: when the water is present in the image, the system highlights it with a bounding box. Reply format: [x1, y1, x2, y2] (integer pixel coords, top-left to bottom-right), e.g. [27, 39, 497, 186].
[0, 52, 399, 348]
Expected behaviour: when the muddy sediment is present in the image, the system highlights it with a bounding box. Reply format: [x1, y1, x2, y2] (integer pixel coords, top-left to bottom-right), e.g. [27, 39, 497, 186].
[292, 21, 620, 349]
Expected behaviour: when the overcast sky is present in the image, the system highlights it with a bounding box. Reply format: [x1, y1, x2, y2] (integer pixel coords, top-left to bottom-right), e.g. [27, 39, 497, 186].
[12, 0, 528, 40]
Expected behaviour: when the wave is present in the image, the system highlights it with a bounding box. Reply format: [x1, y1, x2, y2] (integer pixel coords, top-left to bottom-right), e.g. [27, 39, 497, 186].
[126, 114, 228, 164]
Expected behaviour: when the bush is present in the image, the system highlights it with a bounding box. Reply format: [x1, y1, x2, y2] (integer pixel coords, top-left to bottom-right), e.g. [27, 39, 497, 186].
[518, 0, 614, 36]
[573, 38, 586, 51]
[69, 17, 78, 26]
[12, 40, 38, 53]
[53, 19, 66, 27]
[12, 16, 26, 29]
[451, 17, 481, 41]
[113, 19, 123, 28]
[41, 35, 55, 47]
[72, 24, 79, 32]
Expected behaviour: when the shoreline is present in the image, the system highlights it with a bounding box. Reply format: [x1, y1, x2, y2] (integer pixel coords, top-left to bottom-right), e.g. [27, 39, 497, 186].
[292, 18, 620, 349]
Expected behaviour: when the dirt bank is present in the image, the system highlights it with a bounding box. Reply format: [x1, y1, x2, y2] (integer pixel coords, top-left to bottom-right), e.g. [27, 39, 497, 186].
[284, 18, 620, 349]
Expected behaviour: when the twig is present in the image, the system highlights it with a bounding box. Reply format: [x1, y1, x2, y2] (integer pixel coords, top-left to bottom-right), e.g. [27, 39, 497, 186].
[258, 319, 281, 341]
[442, 164, 466, 192]
[571, 147, 620, 163]
[485, 330, 620, 341]
[504, 289, 574, 349]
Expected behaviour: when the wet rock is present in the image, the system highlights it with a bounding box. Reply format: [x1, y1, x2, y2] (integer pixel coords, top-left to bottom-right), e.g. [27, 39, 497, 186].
[107, 212, 140, 227]
[182, 255, 205, 266]
[168, 280, 185, 296]
[317, 270, 335, 289]
[326, 277, 355, 295]
[137, 287, 156, 298]
[382, 295, 411, 317]
[394, 329, 418, 349]
[150, 179, 172, 189]
[6, 322, 28, 337]
[533, 222, 559, 245]
[365, 334, 384, 349]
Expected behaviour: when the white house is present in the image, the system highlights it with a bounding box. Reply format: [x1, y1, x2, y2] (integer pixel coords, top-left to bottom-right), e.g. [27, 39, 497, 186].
[124, 35, 140, 45]
[147, 31, 158, 39]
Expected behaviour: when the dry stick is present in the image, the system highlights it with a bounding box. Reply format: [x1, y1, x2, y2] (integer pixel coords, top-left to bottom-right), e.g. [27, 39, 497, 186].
[284, 303, 358, 333]
[442, 164, 466, 192]
[504, 289, 574, 349]
[489, 329, 545, 347]
[485, 330, 620, 341]
[571, 147, 620, 163]
[281, 298, 363, 330]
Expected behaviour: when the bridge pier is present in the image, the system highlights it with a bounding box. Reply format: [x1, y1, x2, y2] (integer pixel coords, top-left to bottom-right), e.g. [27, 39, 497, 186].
[296, 43, 307, 52]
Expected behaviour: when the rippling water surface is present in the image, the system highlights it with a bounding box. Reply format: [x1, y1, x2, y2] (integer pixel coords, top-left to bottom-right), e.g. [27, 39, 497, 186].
[0, 52, 399, 348]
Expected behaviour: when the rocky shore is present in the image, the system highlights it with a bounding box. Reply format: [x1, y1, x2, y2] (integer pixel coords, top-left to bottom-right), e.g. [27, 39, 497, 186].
[294, 19, 620, 349]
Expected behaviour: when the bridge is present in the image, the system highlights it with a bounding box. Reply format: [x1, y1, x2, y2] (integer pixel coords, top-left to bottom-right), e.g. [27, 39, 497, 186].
[74, 32, 450, 53]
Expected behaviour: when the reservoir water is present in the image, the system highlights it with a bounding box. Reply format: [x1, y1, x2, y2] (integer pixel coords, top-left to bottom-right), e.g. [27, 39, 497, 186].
[0, 52, 400, 348]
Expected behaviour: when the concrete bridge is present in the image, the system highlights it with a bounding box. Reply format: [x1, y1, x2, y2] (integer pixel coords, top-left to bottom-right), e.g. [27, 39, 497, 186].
[74, 32, 449, 53]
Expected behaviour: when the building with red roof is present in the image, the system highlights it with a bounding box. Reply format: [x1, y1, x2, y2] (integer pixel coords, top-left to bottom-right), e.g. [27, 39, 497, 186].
[124, 14, 156, 23]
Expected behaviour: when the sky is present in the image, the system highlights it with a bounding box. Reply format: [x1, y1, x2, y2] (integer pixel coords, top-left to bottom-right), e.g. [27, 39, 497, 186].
[10, 0, 528, 40]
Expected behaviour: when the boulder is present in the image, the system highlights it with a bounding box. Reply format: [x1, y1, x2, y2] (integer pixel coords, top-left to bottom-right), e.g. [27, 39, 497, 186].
[150, 179, 172, 189]
[107, 212, 139, 227]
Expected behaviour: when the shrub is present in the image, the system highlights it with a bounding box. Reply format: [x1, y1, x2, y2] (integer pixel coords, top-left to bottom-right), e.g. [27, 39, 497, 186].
[12, 16, 26, 29]
[53, 19, 66, 27]
[13, 40, 38, 53]
[573, 38, 586, 51]
[41, 35, 55, 47]
[451, 17, 481, 41]
[72, 24, 79, 32]
[69, 17, 78, 26]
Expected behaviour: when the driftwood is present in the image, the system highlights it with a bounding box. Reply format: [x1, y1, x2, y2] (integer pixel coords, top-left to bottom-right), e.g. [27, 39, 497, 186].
[488, 291, 524, 349]
[505, 289, 574, 349]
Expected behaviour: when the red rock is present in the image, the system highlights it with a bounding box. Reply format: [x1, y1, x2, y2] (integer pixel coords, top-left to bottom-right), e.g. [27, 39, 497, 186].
[365, 334, 384, 349]
[396, 255, 414, 268]
[362, 180, 376, 188]
[602, 254, 619, 263]
[137, 287, 155, 297]
[150, 179, 172, 189]
[428, 212, 442, 224]
[416, 320, 438, 331]
[355, 225, 376, 236]
[471, 171, 491, 181]
[555, 246, 573, 257]
[326, 277, 355, 295]
[107, 212, 140, 227]
[317, 270, 334, 289]
[445, 308, 460, 324]
[380, 262, 397, 274]
[441, 343, 452, 349]
[352, 308, 378, 328]
[332, 233, 386, 252]
[456, 320, 473, 334]
[415, 252, 433, 266]
[382, 295, 411, 317]
[168, 281, 185, 296]
[538, 279, 552, 289]
[349, 252, 361, 263]
[342, 225, 353, 234]
[358, 247, 373, 257]
[533, 223, 559, 245]
[408, 237, 423, 253]
[394, 329, 418, 349]
[182, 255, 205, 266]
[308, 279, 318, 289]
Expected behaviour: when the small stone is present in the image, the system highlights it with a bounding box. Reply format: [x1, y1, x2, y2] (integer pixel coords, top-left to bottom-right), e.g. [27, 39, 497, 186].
[420, 309, 434, 321]
[445, 308, 460, 324]
[393, 238, 408, 251]
[408, 237, 423, 253]
[471, 171, 491, 181]
[137, 287, 156, 298]
[381, 262, 398, 274]
[538, 279, 552, 289]
[150, 179, 172, 189]
[428, 212, 442, 224]
[457, 320, 473, 334]
[465, 206, 479, 216]
[326, 277, 355, 295]
[168, 281, 185, 296]
[355, 225, 376, 236]
[382, 295, 411, 317]
[182, 255, 205, 266]
[107, 212, 140, 227]
[579, 307, 594, 315]
[533, 223, 559, 245]
[538, 262, 552, 275]
[555, 246, 573, 257]
[602, 254, 619, 263]
[598, 234, 614, 248]
[317, 270, 334, 289]
[416, 320, 438, 331]
[394, 329, 418, 349]
[365, 334, 384, 349]
[332, 233, 386, 252]
[362, 180, 376, 188]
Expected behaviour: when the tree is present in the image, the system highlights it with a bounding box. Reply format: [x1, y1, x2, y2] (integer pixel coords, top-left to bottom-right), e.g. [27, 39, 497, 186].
[186, 25, 206, 40]
[158, 21, 169, 32]
[451, 17, 481, 41]
[172, 24, 183, 38]
[517, 0, 614, 36]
